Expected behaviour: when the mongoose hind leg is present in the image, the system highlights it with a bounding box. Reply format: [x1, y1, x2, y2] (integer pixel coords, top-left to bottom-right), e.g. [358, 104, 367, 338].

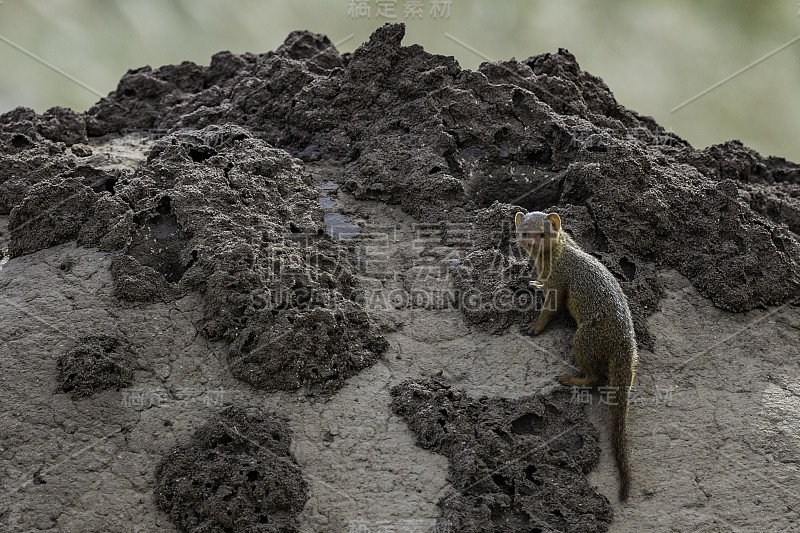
[558, 325, 605, 388]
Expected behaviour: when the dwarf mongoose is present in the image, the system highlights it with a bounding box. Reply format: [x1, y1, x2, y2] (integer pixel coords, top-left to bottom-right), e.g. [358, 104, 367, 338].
[515, 210, 638, 501]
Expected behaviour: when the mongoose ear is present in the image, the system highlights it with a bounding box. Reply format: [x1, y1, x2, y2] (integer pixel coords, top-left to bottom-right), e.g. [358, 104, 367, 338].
[514, 212, 525, 228]
[547, 213, 561, 233]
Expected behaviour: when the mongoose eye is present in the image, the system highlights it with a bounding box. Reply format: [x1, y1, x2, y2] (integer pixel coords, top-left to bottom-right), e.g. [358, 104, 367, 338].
[540, 232, 546, 238]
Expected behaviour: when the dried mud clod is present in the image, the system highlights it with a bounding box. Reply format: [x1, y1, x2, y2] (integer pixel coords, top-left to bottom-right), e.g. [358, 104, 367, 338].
[391, 378, 612, 533]
[104, 124, 386, 394]
[0, 105, 87, 147]
[0, 108, 80, 216]
[8, 176, 96, 257]
[451, 247, 539, 333]
[56, 334, 133, 398]
[154, 406, 307, 533]
[6, 122, 389, 394]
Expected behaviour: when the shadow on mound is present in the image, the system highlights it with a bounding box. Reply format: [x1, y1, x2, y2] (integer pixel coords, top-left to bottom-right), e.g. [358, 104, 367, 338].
[154, 406, 307, 533]
[391, 378, 612, 533]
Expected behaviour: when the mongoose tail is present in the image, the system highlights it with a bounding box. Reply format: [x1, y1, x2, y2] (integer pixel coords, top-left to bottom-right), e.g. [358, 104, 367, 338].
[609, 341, 636, 501]
[609, 381, 632, 501]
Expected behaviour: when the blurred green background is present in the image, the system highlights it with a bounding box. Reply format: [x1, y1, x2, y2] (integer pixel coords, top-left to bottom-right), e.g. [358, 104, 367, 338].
[1, 0, 798, 161]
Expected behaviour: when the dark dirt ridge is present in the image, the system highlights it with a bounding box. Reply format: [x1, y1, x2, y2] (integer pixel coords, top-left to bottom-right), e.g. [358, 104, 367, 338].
[1, 21, 800, 533]
[3, 23, 798, 316]
[82, 22, 800, 315]
[155, 406, 307, 533]
[391, 378, 612, 532]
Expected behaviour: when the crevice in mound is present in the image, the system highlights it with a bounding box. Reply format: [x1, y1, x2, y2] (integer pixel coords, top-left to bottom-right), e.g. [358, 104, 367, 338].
[128, 196, 193, 284]
[619, 257, 636, 281]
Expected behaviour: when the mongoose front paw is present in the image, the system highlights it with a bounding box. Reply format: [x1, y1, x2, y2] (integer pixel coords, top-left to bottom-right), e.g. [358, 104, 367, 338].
[526, 320, 547, 335]
[528, 280, 543, 289]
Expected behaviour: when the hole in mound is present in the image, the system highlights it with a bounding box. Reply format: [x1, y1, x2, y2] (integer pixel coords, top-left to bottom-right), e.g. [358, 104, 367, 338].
[524, 464, 543, 486]
[620, 257, 636, 280]
[491, 473, 514, 495]
[347, 147, 361, 163]
[11, 134, 33, 149]
[188, 146, 217, 163]
[510, 412, 545, 435]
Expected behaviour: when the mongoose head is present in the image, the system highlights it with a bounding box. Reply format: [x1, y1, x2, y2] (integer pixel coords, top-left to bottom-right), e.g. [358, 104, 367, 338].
[514, 211, 561, 256]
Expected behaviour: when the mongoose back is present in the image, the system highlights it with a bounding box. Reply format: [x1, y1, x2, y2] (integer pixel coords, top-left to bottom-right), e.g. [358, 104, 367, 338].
[515, 210, 638, 501]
